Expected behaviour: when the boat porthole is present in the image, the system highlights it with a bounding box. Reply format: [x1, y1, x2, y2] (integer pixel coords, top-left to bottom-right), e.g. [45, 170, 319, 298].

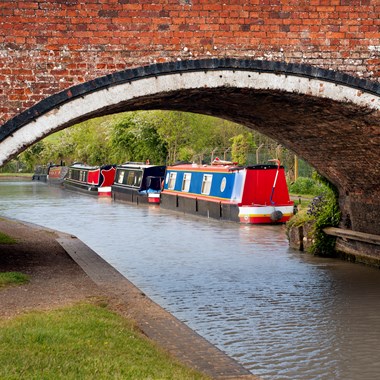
[220, 177, 226, 192]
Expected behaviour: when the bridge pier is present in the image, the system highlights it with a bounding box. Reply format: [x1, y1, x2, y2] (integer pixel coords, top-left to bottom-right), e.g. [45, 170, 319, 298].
[339, 190, 380, 236]
[325, 191, 380, 266]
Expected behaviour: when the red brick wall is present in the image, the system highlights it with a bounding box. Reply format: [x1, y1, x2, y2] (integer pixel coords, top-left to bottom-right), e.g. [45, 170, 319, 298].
[0, 0, 379, 124]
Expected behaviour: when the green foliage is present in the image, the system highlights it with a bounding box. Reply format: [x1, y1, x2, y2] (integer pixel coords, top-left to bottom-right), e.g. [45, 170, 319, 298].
[0, 303, 209, 379]
[110, 112, 167, 164]
[16, 142, 45, 172]
[66, 119, 112, 165]
[286, 207, 313, 230]
[0, 272, 29, 289]
[307, 183, 341, 256]
[289, 176, 324, 196]
[9, 110, 315, 178]
[287, 177, 341, 256]
[230, 133, 255, 165]
[0, 173, 32, 177]
[178, 146, 196, 162]
[149, 111, 191, 164]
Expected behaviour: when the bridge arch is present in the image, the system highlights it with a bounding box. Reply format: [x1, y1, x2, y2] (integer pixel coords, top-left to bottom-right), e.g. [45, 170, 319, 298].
[1, 58, 379, 236]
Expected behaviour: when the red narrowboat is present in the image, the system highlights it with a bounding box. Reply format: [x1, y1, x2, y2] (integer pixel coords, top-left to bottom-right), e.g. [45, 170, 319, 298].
[47, 164, 69, 186]
[64, 163, 116, 196]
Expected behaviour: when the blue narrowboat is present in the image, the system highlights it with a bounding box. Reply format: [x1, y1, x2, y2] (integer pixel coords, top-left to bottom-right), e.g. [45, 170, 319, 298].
[160, 159, 294, 224]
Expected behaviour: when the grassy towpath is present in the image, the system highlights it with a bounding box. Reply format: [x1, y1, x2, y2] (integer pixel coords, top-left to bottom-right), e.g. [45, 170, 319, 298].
[0, 221, 209, 379]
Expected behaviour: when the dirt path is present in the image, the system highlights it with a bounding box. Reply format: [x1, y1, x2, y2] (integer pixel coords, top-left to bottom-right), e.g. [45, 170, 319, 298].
[0, 217, 104, 318]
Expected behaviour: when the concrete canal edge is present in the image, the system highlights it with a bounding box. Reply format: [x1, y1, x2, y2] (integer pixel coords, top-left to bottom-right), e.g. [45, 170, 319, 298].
[287, 223, 380, 268]
[56, 232, 260, 380]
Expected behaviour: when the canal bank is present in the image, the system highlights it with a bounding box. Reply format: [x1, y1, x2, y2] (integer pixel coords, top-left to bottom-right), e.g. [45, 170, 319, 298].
[287, 219, 380, 268]
[0, 217, 257, 380]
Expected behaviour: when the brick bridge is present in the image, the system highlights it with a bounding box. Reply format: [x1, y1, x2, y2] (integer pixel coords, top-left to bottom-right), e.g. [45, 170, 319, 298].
[1, 1, 379, 261]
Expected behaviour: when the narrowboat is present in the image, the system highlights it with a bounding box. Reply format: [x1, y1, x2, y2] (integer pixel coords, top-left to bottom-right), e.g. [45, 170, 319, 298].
[64, 163, 116, 196]
[33, 163, 68, 184]
[111, 162, 166, 204]
[47, 163, 69, 186]
[32, 165, 48, 182]
[160, 159, 294, 224]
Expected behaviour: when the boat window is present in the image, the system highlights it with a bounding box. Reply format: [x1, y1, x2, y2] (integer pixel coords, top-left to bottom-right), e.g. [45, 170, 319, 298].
[69, 169, 78, 181]
[80, 170, 87, 182]
[124, 170, 143, 187]
[134, 171, 142, 187]
[126, 171, 135, 186]
[117, 171, 125, 184]
[181, 173, 191, 192]
[201, 174, 213, 195]
[168, 172, 177, 190]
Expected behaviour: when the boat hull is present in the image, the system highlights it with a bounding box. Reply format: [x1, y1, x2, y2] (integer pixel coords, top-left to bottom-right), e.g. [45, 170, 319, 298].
[112, 185, 157, 205]
[160, 192, 240, 222]
[63, 180, 99, 195]
[238, 205, 295, 224]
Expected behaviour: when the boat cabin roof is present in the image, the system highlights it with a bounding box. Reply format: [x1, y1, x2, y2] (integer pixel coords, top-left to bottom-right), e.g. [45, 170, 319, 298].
[118, 162, 163, 170]
[70, 163, 98, 170]
[166, 163, 282, 173]
[70, 163, 114, 171]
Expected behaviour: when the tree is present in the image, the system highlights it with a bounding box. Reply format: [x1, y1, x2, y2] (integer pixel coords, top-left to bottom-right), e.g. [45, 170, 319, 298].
[13, 109, 314, 178]
[150, 111, 190, 164]
[110, 112, 167, 164]
[19, 141, 45, 171]
[230, 133, 255, 165]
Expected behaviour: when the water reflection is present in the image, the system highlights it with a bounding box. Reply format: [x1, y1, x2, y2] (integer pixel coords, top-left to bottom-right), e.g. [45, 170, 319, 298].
[1, 181, 380, 380]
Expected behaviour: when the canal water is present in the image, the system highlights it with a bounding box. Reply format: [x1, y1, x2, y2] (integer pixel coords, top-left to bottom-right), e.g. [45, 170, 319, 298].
[1, 181, 380, 380]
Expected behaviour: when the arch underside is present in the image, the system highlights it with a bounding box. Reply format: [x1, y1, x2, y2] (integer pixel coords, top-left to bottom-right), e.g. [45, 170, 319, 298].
[1, 60, 379, 234]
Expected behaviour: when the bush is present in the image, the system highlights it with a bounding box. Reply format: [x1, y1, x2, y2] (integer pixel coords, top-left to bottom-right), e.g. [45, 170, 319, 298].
[307, 187, 341, 256]
[289, 176, 324, 196]
[287, 176, 341, 256]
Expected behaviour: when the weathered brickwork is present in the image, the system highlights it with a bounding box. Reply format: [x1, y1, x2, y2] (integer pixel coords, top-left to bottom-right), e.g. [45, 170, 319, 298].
[1, 0, 379, 124]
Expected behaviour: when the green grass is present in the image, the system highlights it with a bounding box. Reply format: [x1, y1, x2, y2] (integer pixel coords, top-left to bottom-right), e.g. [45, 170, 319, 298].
[290, 194, 313, 209]
[0, 173, 33, 177]
[0, 272, 29, 289]
[0, 231, 17, 244]
[0, 303, 210, 380]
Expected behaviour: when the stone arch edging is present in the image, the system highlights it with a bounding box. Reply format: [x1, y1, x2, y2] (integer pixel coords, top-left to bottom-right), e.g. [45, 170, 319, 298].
[1, 58, 380, 165]
[2, 58, 380, 140]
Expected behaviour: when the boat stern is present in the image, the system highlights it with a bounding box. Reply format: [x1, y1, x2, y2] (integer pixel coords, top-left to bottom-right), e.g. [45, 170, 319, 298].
[98, 186, 112, 197]
[238, 204, 294, 224]
[148, 193, 161, 204]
